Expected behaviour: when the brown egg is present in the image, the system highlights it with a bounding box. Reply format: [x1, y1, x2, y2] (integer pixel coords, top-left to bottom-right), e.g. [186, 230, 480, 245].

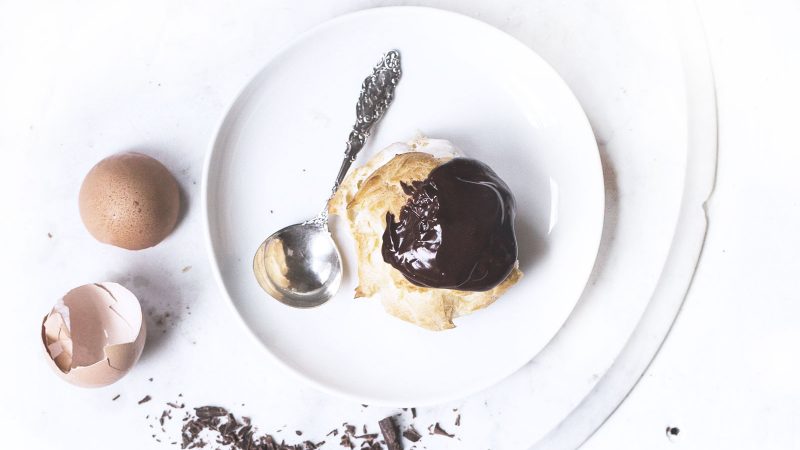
[79, 152, 180, 250]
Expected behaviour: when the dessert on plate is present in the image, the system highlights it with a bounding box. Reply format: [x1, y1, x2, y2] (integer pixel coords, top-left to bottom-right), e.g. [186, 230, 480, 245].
[329, 136, 522, 331]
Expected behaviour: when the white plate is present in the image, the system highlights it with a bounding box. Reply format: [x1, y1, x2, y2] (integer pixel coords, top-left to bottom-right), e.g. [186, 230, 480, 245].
[203, 7, 603, 406]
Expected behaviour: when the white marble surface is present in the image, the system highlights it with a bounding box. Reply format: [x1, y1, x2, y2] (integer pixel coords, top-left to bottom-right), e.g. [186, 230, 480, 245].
[0, 0, 797, 449]
[585, 0, 800, 448]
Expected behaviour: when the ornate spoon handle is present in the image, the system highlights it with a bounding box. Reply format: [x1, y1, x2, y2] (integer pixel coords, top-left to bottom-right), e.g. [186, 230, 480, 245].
[333, 50, 402, 194]
[307, 50, 402, 227]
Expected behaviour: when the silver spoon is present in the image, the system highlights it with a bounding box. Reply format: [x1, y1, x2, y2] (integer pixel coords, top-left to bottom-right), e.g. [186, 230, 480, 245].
[253, 50, 402, 308]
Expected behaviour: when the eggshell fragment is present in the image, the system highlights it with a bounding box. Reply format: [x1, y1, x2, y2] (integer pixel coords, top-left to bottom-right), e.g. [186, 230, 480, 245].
[41, 282, 146, 388]
[79, 152, 180, 250]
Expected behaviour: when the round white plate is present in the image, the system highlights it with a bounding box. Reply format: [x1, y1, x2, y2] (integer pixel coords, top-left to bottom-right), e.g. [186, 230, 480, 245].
[203, 7, 603, 406]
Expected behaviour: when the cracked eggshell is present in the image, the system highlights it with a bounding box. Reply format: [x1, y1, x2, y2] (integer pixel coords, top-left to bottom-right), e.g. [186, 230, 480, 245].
[41, 282, 146, 388]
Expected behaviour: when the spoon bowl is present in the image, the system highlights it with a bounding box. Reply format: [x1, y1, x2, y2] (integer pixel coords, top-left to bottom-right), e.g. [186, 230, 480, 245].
[252, 50, 401, 308]
[253, 221, 342, 308]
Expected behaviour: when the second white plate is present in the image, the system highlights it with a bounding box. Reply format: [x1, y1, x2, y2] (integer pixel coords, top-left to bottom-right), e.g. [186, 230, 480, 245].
[203, 7, 603, 406]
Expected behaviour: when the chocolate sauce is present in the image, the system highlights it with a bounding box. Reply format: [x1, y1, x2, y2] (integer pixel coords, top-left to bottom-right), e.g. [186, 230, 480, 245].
[382, 158, 517, 291]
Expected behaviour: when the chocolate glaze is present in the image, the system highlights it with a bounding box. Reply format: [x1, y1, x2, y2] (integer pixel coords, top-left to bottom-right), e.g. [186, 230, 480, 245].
[381, 158, 517, 291]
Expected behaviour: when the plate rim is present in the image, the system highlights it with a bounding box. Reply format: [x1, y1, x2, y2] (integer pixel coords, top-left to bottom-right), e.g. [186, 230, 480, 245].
[201, 5, 605, 406]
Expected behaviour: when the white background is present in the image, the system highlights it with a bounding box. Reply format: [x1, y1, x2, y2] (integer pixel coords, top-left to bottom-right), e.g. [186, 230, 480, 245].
[1, 0, 798, 449]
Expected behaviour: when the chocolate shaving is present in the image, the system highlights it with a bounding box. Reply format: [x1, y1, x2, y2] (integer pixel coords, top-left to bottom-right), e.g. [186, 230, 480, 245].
[340, 434, 355, 448]
[379, 416, 402, 450]
[411, 408, 417, 419]
[193, 406, 228, 419]
[403, 425, 421, 442]
[138, 395, 152, 404]
[432, 423, 454, 438]
[455, 414, 461, 426]
[327, 429, 339, 437]
[345, 424, 357, 435]
[354, 433, 379, 441]
[112, 394, 120, 401]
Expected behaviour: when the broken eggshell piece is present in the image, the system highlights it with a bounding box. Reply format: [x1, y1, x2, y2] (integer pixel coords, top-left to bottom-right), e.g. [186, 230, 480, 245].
[41, 282, 146, 387]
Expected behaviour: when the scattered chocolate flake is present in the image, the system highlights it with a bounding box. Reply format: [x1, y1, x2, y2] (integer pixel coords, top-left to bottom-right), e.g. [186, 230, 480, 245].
[340, 434, 355, 448]
[354, 433, 378, 441]
[431, 423, 454, 438]
[149, 399, 469, 450]
[182, 266, 192, 273]
[411, 408, 417, 419]
[167, 402, 328, 450]
[138, 395, 152, 404]
[361, 404, 369, 408]
[666, 426, 680, 437]
[47, 232, 53, 238]
[379, 416, 402, 450]
[193, 406, 228, 419]
[112, 394, 120, 401]
[149, 378, 154, 382]
[403, 425, 421, 442]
